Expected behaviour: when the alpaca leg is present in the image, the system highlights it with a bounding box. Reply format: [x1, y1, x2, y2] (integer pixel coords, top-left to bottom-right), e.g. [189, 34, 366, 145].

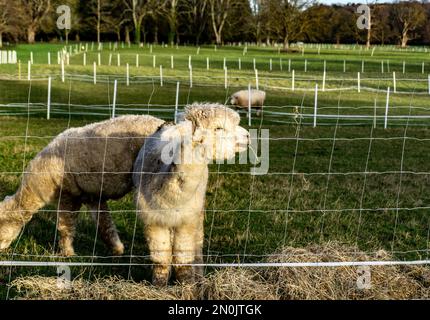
[145, 224, 172, 286]
[57, 197, 81, 257]
[173, 222, 198, 284]
[194, 210, 205, 279]
[89, 202, 124, 256]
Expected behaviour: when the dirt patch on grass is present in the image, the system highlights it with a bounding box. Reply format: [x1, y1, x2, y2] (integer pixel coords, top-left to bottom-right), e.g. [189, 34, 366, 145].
[11, 243, 430, 300]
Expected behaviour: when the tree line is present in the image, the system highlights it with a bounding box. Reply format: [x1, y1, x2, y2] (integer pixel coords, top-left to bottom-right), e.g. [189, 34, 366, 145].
[0, 0, 429, 48]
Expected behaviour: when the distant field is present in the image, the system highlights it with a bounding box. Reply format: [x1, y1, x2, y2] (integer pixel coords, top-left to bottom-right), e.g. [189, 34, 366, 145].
[1, 43, 430, 299]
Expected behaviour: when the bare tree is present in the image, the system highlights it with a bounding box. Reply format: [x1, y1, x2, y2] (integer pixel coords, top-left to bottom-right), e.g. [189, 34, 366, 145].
[180, 0, 209, 44]
[209, 0, 236, 44]
[17, 0, 51, 43]
[164, 0, 180, 44]
[265, 0, 313, 49]
[0, 1, 22, 47]
[123, 0, 163, 44]
[392, 1, 426, 48]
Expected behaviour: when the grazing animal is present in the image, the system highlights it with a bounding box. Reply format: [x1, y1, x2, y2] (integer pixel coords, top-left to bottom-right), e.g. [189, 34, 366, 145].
[0, 115, 165, 256]
[230, 89, 266, 116]
[133, 103, 249, 285]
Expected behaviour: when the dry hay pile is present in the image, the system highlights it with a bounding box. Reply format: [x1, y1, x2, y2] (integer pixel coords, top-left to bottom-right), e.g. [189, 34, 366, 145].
[11, 243, 430, 300]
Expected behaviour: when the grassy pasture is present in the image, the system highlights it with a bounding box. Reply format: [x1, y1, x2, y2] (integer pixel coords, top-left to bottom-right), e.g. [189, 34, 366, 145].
[1, 43, 430, 299]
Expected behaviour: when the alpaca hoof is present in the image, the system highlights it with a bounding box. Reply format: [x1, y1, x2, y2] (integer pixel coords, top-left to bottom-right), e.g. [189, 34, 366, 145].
[152, 266, 170, 286]
[152, 275, 169, 287]
[112, 241, 125, 256]
[175, 266, 195, 284]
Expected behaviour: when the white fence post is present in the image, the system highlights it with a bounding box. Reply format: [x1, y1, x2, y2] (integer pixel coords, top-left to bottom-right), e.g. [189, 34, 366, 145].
[269, 58, 272, 71]
[189, 66, 193, 88]
[153, 55, 156, 68]
[189, 55, 192, 69]
[255, 69, 259, 90]
[27, 60, 31, 81]
[136, 54, 139, 67]
[61, 58, 65, 83]
[322, 71, 326, 91]
[248, 83, 252, 127]
[313, 84, 318, 128]
[126, 63, 130, 86]
[48, 52, 51, 65]
[288, 59, 291, 72]
[93, 62, 97, 85]
[160, 65, 163, 87]
[98, 53, 101, 66]
[224, 67, 228, 89]
[381, 60, 384, 73]
[373, 98, 377, 129]
[422, 62, 425, 74]
[393, 72, 396, 93]
[343, 60, 346, 73]
[112, 80, 117, 118]
[361, 60, 364, 73]
[384, 87, 390, 129]
[238, 58, 241, 70]
[47, 76, 51, 120]
[304, 59, 307, 72]
[402, 61, 405, 74]
[175, 82, 180, 123]
[253, 58, 256, 70]
[30, 52, 33, 64]
[292, 69, 295, 91]
[171, 55, 174, 69]
[428, 75, 430, 95]
[357, 72, 361, 92]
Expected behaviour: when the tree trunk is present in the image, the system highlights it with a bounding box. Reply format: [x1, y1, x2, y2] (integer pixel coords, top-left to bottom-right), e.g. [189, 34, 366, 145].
[125, 26, 130, 44]
[0, 33, 2, 48]
[154, 25, 158, 44]
[27, 27, 36, 44]
[97, 0, 101, 43]
[401, 31, 408, 48]
[134, 23, 141, 44]
[215, 33, 222, 45]
[116, 29, 121, 42]
[366, 27, 371, 49]
[283, 36, 289, 50]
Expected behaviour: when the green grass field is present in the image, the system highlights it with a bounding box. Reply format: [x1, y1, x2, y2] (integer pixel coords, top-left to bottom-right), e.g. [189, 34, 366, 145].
[1, 43, 430, 299]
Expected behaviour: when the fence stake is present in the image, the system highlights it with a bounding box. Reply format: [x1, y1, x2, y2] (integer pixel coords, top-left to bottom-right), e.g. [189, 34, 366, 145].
[361, 60, 364, 73]
[253, 58, 256, 70]
[255, 69, 259, 90]
[313, 84, 318, 128]
[30, 52, 33, 64]
[98, 53, 101, 66]
[48, 52, 51, 65]
[343, 60, 346, 73]
[171, 55, 174, 69]
[136, 54, 139, 67]
[153, 55, 156, 68]
[223, 57, 226, 70]
[322, 71, 326, 91]
[93, 62, 97, 85]
[189, 66, 193, 88]
[384, 87, 390, 129]
[381, 60, 384, 73]
[126, 63, 130, 86]
[61, 58, 65, 82]
[292, 69, 295, 91]
[357, 72, 361, 92]
[323, 60, 326, 72]
[189, 55, 192, 69]
[373, 98, 377, 129]
[47, 76, 51, 120]
[428, 75, 430, 95]
[393, 71, 396, 93]
[175, 82, 180, 123]
[422, 62, 425, 74]
[83, 52, 86, 66]
[27, 60, 31, 81]
[206, 57, 209, 70]
[112, 80, 117, 118]
[402, 61, 405, 74]
[248, 83, 252, 127]
[238, 58, 241, 70]
[304, 59, 307, 72]
[224, 67, 228, 89]
[160, 65, 163, 87]
[288, 59, 291, 72]
[270, 58, 272, 71]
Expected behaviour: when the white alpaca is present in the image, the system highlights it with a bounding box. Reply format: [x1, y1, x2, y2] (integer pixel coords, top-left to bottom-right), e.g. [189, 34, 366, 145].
[0, 115, 165, 255]
[133, 103, 249, 285]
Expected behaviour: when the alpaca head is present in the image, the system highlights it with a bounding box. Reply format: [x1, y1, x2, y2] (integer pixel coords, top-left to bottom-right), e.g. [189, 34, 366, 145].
[230, 93, 239, 106]
[0, 196, 23, 250]
[163, 103, 249, 164]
